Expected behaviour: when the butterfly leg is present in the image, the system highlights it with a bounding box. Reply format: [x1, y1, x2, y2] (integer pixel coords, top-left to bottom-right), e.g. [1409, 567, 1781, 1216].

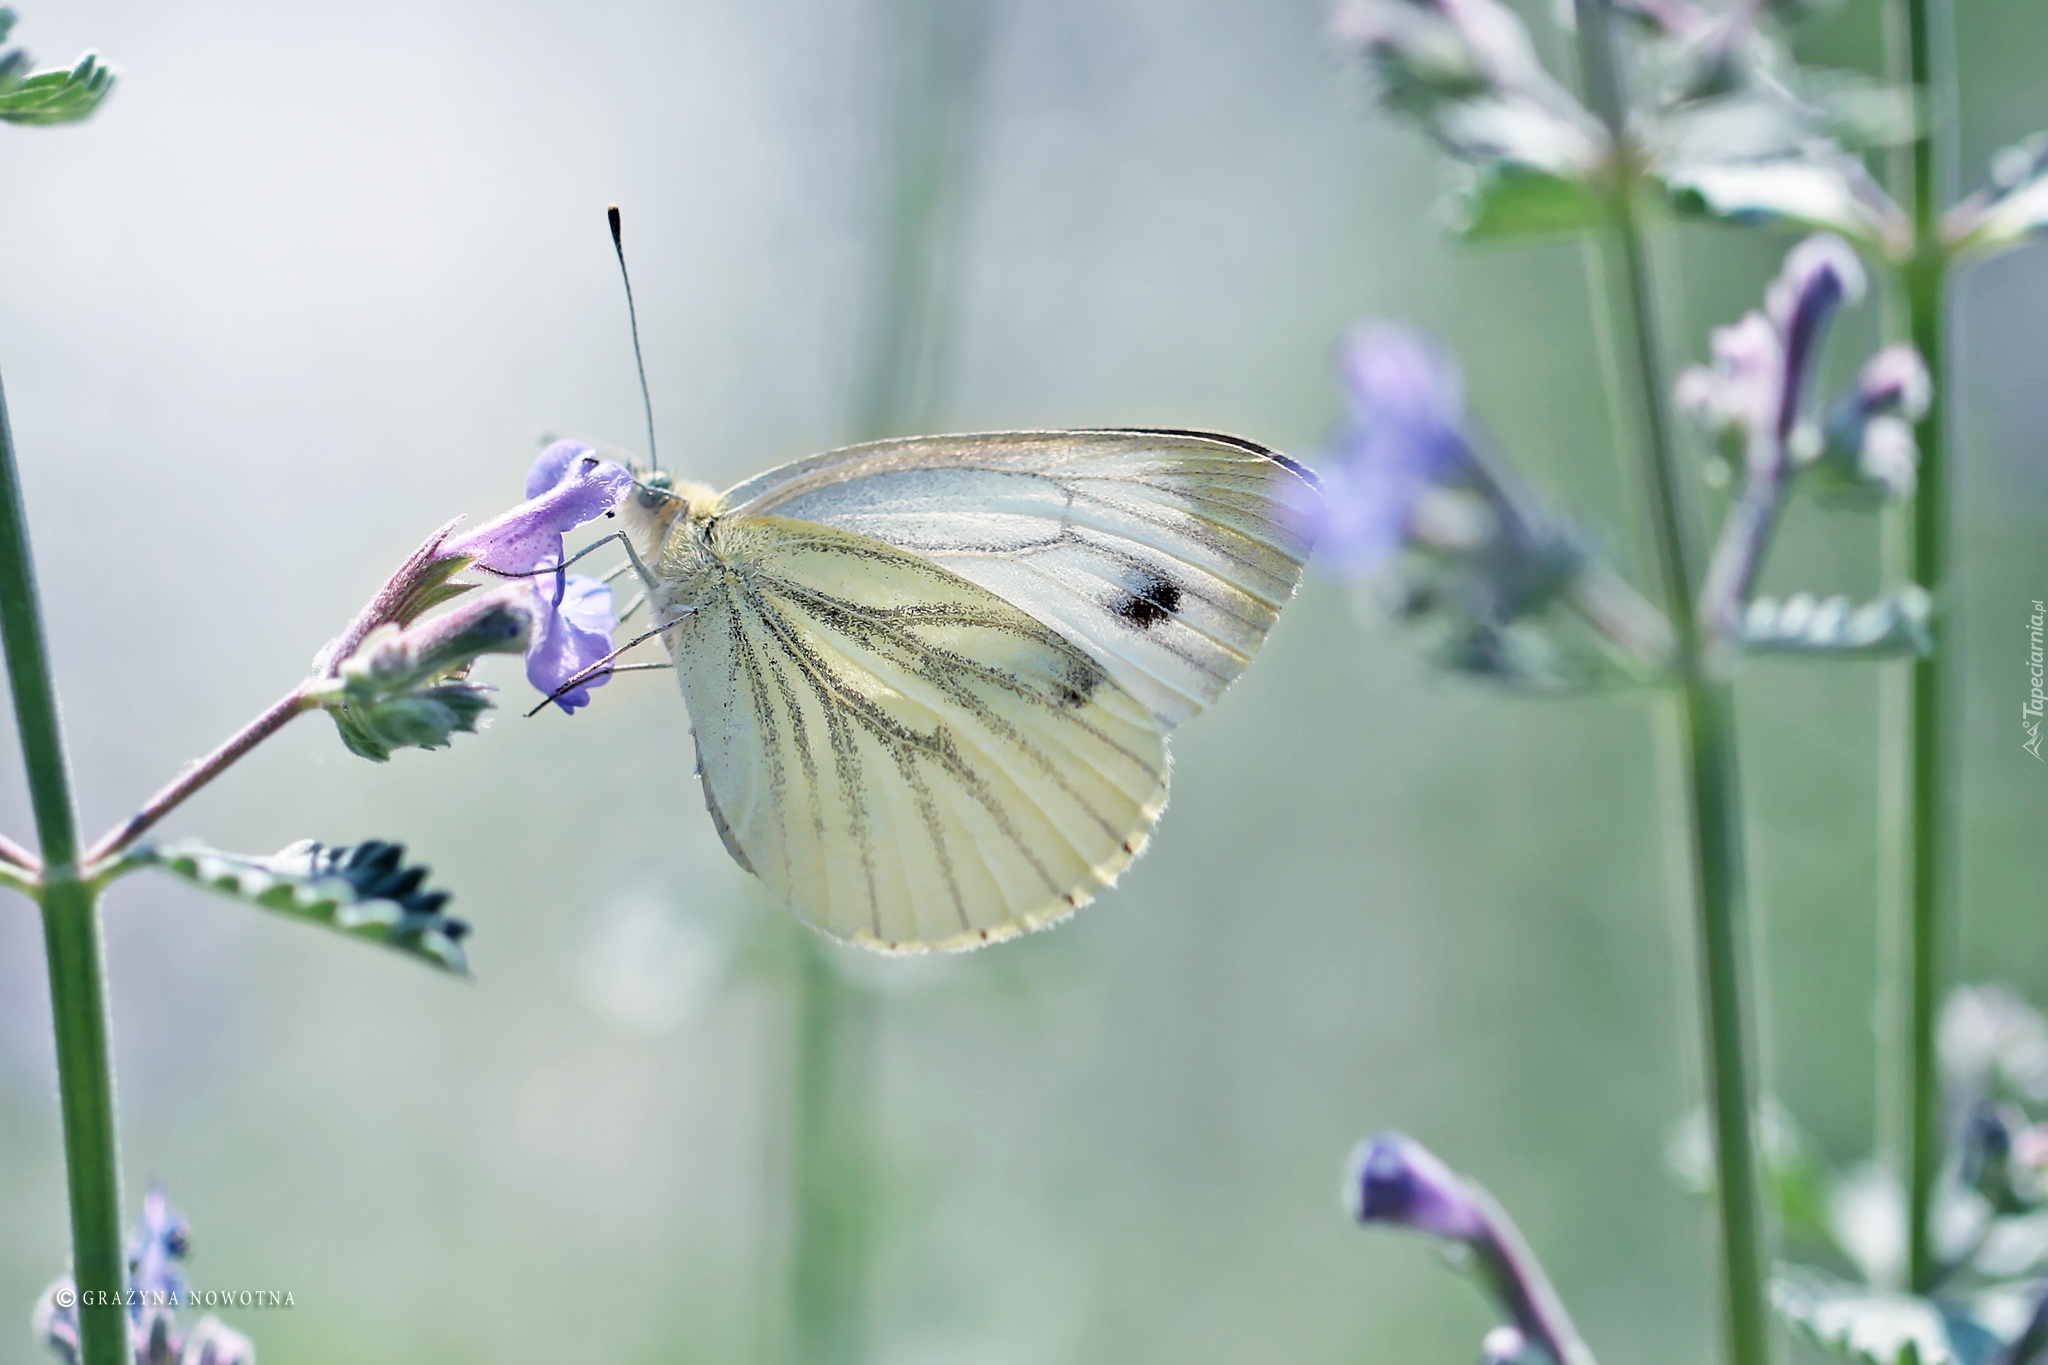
[524, 610, 697, 717]
[473, 530, 662, 593]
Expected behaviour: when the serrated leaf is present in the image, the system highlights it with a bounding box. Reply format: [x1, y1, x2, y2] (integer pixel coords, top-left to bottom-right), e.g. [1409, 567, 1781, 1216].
[1451, 163, 1606, 241]
[1662, 152, 1910, 256]
[1773, 1273, 1962, 1365]
[0, 49, 114, 126]
[137, 838, 470, 974]
[1742, 590, 1932, 658]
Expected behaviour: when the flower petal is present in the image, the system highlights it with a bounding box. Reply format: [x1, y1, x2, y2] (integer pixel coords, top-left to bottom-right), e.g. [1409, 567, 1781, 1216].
[526, 439, 597, 499]
[447, 453, 632, 576]
[526, 575, 620, 713]
[1346, 1131, 1490, 1242]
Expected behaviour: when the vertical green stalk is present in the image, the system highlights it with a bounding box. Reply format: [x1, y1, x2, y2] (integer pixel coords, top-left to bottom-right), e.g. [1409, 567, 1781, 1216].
[1889, 0, 1956, 1297]
[0, 371, 127, 1364]
[789, 941, 882, 1365]
[786, 2, 992, 1361]
[1573, 6, 1771, 1365]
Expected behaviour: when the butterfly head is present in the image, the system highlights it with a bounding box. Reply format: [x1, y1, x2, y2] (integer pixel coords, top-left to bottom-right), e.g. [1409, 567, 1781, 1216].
[617, 465, 712, 563]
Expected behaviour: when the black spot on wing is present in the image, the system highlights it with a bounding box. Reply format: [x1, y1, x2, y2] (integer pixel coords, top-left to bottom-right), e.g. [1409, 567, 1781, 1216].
[1113, 568, 1181, 629]
[1052, 656, 1106, 709]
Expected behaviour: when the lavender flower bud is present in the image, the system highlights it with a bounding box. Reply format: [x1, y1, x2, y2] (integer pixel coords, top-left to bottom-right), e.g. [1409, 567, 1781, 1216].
[1848, 345, 1933, 422]
[1679, 235, 1901, 496]
[1345, 1133, 1592, 1365]
[1764, 235, 1864, 440]
[1320, 324, 1669, 687]
[1800, 345, 1928, 505]
[128, 1189, 191, 1305]
[1676, 313, 1781, 470]
[1347, 1132, 1491, 1241]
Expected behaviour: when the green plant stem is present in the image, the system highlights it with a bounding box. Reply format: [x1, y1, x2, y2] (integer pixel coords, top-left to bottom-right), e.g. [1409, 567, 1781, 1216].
[785, 3, 992, 1361]
[790, 940, 882, 1365]
[0, 369, 127, 1364]
[1889, 0, 1955, 1296]
[1573, 5, 1770, 1365]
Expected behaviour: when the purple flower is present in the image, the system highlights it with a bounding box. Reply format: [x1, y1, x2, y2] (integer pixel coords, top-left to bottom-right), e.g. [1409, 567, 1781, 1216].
[127, 1188, 191, 1309]
[1316, 324, 1480, 576]
[446, 441, 631, 715]
[1346, 1131, 1491, 1241]
[1676, 234, 1868, 475]
[525, 574, 620, 714]
[1345, 1133, 1594, 1365]
[36, 1189, 255, 1365]
[443, 441, 632, 577]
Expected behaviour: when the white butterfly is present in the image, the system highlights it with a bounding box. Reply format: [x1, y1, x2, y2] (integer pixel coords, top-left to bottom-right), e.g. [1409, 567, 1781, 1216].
[611, 429, 1320, 953]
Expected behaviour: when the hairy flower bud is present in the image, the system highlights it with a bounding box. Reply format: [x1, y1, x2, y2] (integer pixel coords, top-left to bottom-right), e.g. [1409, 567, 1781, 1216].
[311, 587, 535, 761]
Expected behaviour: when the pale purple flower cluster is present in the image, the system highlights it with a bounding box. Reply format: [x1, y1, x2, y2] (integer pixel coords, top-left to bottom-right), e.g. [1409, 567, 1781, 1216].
[1315, 324, 1484, 577]
[1676, 233, 1928, 502]
[445, 439, 634, 713]
[1311, 324, 1642, 685]
[35, 1190, 253, 1365]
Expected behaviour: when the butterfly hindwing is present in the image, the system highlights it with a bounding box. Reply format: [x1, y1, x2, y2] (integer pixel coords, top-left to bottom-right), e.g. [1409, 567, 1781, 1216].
[664, 514, 1170, 952]
[716, 430, 1320, 728]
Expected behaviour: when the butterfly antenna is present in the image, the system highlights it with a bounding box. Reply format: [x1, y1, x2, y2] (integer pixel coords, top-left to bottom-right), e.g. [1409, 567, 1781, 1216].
[608, 203, 659, 474]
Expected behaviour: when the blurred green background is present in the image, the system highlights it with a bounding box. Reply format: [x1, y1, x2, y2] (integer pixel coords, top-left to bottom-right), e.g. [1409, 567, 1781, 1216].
[0, 1, 2045, 1361]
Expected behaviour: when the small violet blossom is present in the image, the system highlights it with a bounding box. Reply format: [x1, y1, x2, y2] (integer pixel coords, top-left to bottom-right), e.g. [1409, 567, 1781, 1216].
[36, 1189, 254, 1365]
[1347, 1130, 1490, 1241]
[1347, 1133, 1592, 1365]
[445, 440, 633, 714]
[1312, 324, 1661, 688]
[1315, 323, 1481, 577]
[1676, 233, 1928, 507]
[1675, 234, 1866, 474]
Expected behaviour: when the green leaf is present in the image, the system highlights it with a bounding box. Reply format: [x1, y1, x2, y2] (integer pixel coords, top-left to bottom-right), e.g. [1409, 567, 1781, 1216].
[0, 49, 114, 126]
[1741, 589, 1933, 659]
[322, 679, 495, 762]
[136, 838, 470, 975]
[1944, 133, 2048, 259]
[1773, 1273, 1964, 1365]
[1450, 164, 1606, 242]
[388, 551, 478, 630]
[1661, 152, 1910, 257]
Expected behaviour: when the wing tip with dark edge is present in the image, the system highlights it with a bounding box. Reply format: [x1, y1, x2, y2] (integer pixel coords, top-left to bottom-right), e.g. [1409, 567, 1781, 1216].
[1108, 427, 1324, 495]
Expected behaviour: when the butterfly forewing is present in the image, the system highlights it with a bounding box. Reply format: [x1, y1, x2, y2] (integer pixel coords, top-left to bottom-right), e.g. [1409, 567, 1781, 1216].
[717, 431, 1320, 728]
[665, 515, 1170, 952]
